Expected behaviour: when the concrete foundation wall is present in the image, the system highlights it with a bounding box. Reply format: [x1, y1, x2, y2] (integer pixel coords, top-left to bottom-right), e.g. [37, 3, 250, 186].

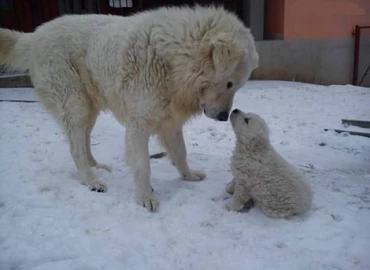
[251, 38, 370, 86]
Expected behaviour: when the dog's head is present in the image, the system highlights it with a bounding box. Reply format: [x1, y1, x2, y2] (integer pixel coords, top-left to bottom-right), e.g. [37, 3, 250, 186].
[230, 109, 270, 146]
[167, 9, 259, 122]
[198, 31, 259, 121]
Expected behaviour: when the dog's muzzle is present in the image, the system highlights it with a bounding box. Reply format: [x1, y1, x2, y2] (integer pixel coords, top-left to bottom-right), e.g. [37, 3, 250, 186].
[203, 107, 229, 122]
[216, 111, 229, 121]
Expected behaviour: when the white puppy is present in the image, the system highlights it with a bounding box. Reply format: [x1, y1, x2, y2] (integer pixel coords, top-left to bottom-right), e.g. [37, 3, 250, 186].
[227, 109, 312, 218]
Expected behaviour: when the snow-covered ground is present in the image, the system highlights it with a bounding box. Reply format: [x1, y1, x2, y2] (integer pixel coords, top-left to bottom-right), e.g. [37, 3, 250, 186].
[1, 81, 369, 270]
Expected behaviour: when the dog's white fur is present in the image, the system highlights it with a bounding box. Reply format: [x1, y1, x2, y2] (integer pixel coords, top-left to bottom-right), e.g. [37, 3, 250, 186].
[227, 110, 312, 218]
[0, 6, 258, 211]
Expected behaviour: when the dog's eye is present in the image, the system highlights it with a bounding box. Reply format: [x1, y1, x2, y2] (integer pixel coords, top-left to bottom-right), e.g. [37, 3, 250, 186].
[200, 87, 206, 95]
[244, 118, 249, 124]
[227, 82, 233, 89]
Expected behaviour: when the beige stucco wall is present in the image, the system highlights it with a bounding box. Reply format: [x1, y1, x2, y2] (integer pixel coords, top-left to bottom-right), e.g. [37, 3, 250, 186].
[258, 0, 370, 86]
[284, 0, 370, 39]
[265, 0, 370, 39]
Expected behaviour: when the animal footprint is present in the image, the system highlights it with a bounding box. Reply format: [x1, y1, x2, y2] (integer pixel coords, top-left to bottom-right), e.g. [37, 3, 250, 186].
[330, 214, 343, 222]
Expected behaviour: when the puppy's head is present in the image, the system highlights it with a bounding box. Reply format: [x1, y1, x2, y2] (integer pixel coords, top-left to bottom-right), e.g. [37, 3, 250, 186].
[230, 109, 270, 146]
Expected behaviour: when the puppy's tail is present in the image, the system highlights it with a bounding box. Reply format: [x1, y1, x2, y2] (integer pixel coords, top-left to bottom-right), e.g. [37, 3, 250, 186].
[0, 28, 32, 71]
[149, 152, 167, 159]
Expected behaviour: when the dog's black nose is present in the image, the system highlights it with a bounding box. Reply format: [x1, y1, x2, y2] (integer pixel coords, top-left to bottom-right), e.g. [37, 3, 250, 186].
[232, 109, 239, 114]
[217, 111, 229, 121]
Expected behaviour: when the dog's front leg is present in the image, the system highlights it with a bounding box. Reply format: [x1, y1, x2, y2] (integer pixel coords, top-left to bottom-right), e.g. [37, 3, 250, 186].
[159, 128, 205, 181]
[125, 127, 159, 211]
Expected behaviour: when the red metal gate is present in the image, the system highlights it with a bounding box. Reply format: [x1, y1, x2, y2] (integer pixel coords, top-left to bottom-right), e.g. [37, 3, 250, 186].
[353, 25, 370, 87]
[0, 0, 59, 32]
[0, 0, 240, 33]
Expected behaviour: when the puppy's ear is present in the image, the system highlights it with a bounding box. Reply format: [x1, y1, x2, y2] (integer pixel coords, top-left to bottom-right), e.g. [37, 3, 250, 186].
[251, 130, 269, 150]
[209, 33, 245, 77]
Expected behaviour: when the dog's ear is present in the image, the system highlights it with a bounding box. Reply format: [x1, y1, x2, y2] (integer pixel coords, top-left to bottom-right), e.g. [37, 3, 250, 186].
[209, 33, 245, 77]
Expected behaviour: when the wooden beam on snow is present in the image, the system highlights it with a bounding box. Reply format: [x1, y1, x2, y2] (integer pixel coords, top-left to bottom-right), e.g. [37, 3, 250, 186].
[341, 119, 370, 129]
[324, 129, 370, 138]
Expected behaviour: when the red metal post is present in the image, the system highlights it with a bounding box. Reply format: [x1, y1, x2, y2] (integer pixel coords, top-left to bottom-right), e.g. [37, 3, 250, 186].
[352, 25, 360, 85]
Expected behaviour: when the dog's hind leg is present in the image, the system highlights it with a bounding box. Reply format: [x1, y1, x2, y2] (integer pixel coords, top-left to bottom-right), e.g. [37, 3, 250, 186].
[34, 77, 106, 192]
[67, 123, 107, 192]
[85, 113, 112, 172]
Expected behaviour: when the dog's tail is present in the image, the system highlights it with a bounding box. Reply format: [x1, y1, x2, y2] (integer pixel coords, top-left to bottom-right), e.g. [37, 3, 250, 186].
[149, 152, 167, 159]
[0, 28, 32, 71]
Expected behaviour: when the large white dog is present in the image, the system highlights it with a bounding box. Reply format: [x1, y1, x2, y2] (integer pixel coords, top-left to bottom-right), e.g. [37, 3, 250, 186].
[0, 6, 258, 211]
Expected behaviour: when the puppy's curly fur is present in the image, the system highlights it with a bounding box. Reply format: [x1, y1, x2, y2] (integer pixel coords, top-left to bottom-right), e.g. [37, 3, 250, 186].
[227, 109, 312, 218]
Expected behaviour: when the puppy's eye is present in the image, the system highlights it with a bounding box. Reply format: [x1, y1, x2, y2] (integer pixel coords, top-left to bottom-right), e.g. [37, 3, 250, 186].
[227, 82, 233, 89]
[244, 118, 249, 124]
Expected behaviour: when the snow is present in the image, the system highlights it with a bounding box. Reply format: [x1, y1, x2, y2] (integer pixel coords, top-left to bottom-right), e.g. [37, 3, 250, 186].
[0, 81, 370, 270]
[0, 87, 36, 102]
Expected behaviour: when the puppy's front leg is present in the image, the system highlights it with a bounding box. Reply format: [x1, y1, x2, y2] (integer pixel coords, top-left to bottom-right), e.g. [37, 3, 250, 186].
[159, 128, 205, 181]
[228, 178, 254, 212]
[226, 178, 236, 195]
[125, 127, 159, 211]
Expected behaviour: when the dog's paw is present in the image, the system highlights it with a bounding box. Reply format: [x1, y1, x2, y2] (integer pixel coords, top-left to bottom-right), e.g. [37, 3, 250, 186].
[85, 179, 107, 193]
[225, 181, 235, 195]
[182, 169, 206, 181]
[136, 191, 159, 211]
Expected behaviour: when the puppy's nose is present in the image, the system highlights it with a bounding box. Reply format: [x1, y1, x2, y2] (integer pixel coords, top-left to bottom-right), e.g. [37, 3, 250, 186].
[217, 111, 229, 121]
[232, 109, 239, 114]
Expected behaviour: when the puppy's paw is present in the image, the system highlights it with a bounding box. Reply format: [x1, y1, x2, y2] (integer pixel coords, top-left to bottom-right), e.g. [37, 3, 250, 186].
[182, 169, 206, 181]
[225, 181, 235, 195]
[136, 191, 159, 211]
[226, 198, 255, 212]
[226, 201, 244, 212]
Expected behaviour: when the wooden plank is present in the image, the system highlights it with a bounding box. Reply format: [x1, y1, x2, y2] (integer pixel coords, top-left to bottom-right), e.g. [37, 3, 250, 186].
[341, 119, 370, 129]
[324, 129, 370, 138]
[149, 152, 167, 159]
[0, 100, 36, 103]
